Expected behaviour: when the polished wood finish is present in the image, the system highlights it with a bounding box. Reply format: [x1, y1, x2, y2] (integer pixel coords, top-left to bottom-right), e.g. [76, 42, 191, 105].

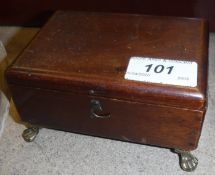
[6, 11, 208, 151]
[6, 11, 208, 110]
[10, 85, 204, 151]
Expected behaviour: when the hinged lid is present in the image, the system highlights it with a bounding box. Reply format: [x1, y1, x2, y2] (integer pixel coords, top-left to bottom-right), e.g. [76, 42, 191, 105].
[6, 11, 208, 110]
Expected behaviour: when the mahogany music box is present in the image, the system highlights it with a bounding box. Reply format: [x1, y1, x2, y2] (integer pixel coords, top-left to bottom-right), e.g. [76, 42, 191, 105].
[6, 11, 208, 171]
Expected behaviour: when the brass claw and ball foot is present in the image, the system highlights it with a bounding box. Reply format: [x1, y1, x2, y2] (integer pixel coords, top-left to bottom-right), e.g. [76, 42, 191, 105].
[175, 149, 198, 172]
[22, 127, 39, 142]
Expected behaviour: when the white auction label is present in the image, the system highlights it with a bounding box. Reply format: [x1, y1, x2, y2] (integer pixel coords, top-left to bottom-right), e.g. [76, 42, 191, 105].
[124, 57, 198, 87]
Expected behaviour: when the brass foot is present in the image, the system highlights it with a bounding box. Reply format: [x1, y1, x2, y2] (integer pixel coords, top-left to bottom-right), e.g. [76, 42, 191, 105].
[175, 149, 198, 172]
[22, 127, 39, 142]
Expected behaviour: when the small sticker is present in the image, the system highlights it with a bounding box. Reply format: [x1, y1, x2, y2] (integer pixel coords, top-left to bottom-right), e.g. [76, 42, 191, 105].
[125, 57, 198, 87]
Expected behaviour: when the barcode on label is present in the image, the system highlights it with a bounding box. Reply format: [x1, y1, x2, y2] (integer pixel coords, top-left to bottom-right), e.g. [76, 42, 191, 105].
[124, 57, 198, 87]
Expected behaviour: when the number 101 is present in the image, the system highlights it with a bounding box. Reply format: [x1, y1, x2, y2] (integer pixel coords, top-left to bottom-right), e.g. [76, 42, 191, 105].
[145, 64, 174, 74]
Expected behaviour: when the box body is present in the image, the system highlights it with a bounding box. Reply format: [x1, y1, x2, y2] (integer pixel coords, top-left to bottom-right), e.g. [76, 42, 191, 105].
[6, 11, 208, 151]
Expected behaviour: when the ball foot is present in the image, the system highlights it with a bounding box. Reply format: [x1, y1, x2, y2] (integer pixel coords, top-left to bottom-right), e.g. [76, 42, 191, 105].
[22, 127, 39, 142]
[175, 149, 198, 172]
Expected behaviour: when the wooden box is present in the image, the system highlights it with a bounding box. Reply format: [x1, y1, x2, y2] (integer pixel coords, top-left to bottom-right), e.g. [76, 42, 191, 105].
[6, 11, 208, 171]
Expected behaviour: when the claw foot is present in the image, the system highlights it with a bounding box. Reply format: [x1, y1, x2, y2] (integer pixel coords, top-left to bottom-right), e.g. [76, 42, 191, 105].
[175, 149, 198, 172]
[22, 127, 39, 142]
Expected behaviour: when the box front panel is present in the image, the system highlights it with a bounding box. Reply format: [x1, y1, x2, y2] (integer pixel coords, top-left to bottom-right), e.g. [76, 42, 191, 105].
[10, 85, 204, 151]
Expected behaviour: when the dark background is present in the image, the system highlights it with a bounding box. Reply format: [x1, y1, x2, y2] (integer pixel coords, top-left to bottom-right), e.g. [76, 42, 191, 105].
[0, 0, 214, 31]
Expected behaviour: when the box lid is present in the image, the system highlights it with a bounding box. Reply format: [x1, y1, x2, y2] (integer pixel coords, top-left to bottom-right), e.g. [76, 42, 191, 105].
[6, 11, 208, 110]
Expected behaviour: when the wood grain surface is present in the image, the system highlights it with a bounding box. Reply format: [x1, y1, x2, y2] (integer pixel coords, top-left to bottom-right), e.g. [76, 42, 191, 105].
[6, 11, 209, 151]
[10, 85, 205, 151]
[7, 11, 208, 110]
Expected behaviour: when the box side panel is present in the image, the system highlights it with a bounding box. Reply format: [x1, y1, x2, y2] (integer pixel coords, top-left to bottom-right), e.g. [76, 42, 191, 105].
[10, 84, 205, 151]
